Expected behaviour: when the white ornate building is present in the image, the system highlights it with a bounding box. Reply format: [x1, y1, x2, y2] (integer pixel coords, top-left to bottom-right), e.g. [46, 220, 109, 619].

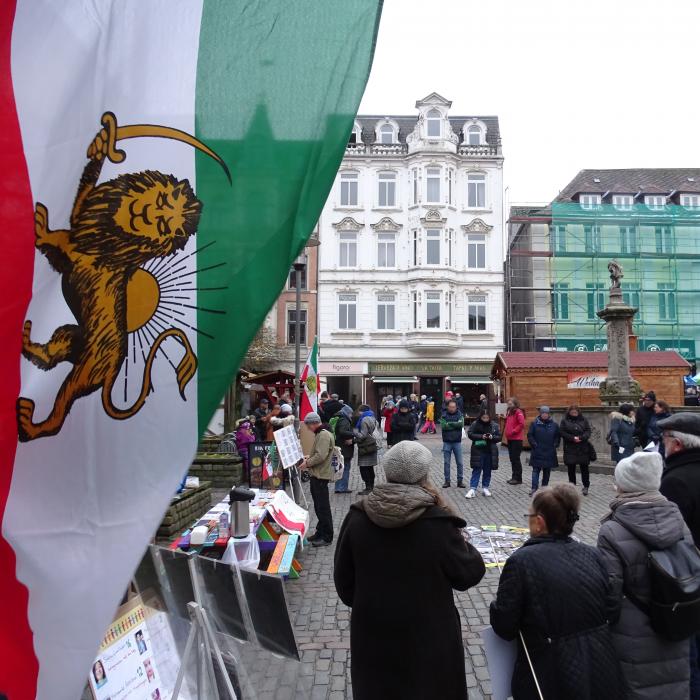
[317, 93, 505, 412]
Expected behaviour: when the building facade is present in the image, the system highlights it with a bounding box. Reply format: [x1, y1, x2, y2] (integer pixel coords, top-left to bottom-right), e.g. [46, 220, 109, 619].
[507, 169, 700, 366]
[317, 93, 505, 412]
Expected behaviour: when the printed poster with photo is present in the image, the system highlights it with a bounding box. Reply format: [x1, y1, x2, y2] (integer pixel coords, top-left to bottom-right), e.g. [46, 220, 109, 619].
[89, 596, 167, 700]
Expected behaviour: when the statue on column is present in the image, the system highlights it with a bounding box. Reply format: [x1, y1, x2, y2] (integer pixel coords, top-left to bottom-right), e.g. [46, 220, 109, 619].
[608, 259, 623, 289]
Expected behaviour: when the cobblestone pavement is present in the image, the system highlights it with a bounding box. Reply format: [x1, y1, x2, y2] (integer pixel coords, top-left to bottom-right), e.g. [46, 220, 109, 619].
[248, 434, 618, 700]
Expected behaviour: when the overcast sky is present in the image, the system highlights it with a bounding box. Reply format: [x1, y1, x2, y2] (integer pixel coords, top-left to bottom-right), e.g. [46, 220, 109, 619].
[358, 0, 700, 206]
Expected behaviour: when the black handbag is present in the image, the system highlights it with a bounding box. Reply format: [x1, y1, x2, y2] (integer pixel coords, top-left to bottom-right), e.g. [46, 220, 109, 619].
[588, 442, 597, 462]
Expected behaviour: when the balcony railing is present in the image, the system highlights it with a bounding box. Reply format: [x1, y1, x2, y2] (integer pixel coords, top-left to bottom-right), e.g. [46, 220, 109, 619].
[458, 144, 500, 157]
[345, 142, 408, 156]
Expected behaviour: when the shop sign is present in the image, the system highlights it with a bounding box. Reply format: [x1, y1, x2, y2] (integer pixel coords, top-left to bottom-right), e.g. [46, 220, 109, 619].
[318, 361, 368, 375]
[567, 371, 607, 389]
[368, 361, 493, 375]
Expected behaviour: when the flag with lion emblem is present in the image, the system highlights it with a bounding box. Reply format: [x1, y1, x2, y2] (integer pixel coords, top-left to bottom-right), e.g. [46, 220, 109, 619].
[0, 1, 382, 698]
[300, 338, 319, 420]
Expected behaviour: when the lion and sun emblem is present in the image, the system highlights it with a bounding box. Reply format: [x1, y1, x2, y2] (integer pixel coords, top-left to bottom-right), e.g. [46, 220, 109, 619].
[17, 112, 230, 441]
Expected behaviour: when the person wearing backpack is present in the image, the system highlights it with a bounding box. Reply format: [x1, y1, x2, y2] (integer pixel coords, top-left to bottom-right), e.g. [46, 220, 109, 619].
[300, 412, 336, 547]
[609, 403, 636, 463]
[657, 412, 700, 699]
[354, 404, 379, 496]
[597, 451, 694, 699]
[332, 404, 356, 494]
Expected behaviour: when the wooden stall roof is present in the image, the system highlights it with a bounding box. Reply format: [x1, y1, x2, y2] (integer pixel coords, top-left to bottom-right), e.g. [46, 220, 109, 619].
[494, 351, 688, 372]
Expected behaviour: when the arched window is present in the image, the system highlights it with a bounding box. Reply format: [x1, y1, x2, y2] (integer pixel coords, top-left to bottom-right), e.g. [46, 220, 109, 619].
[348, 122, 361, 145]
[467, 125, 482, 145]
[380, 123, 395, 144]
[426, 109, 441, 138]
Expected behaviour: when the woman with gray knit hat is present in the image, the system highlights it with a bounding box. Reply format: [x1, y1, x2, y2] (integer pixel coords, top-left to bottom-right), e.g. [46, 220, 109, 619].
[597, 451, 694, 699]
[334, 441, 485, 700]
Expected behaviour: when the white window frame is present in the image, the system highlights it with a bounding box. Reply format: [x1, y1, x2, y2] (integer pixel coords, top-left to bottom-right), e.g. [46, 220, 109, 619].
[619, 225, 636, 254]
[377, 293, 396, 330]
[466, 294, 487, 332]
[579, 194, 602, 210]
[467, 173, 486, 209]
[425, 228, 441, 265]
[655, 226, 673, 254]
[338, 293, 357, 330]
[448, 169, 454, 206]
[426, 109, 441, 138]
[379, 123, 395, 144]
[584, 224, 601, 253]
[467, 234, 487, 269]
[446, 229, 455, 267]
[338, 232, 357, 268]
[645, 195, 667, 210]
[551, 224, 567, 253]
[425, 291, 441, 329]
[426, 166, 441, 203]
[681, 194, 700, 209]
[411, 229, 419, 266]
[657, 284, 676, 322]
[377, 233, 396, 268]
[467, 125, 482, 145]
[339, 171, 359, 207]
[613, 194, 634, 210]
[411, 290, 419, 329]
[411, 168, 418, 205]
[377, 171, 397, 208]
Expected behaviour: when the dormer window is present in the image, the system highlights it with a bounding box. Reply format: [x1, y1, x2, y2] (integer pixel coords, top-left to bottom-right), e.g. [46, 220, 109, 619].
[613, 195, 634, 210]
[426, 109, 441, 138]
[467, 125, 482, 145]
[579, 194, 601, 210]
[645, 195, 666, 210]
[348, 121, 361, 145]
[680, 194, 700, 209]
[380, 123, 395, 144]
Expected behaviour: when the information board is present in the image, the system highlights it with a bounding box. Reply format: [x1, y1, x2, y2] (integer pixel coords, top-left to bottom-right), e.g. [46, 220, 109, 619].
[272, 425, 304, 469]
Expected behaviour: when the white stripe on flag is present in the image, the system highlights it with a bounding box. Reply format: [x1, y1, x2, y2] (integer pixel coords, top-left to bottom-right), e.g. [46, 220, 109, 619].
[8, 1, 203, 698]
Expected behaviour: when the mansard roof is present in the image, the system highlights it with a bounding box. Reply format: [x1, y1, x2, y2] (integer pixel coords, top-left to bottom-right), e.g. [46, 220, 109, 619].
[355, 115, 501, 147]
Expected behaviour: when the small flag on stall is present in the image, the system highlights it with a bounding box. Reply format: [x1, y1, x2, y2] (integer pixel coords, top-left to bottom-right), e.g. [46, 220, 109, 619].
[300, 337, 320, 420]
[0, 1, 382, 698]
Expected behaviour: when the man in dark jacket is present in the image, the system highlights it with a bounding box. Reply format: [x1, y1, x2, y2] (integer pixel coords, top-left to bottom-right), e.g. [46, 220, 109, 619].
[658, 412, 700, 699]
[253, 398, 269, 441]
[320, 397, 343, 424]
[635, 391, 656, 445]
[334, 441, 485, 700]
[527, 406, 560, 496]
[331, 404, 355, 494]
[440, 400, 465, 489]
[391, 400, 417, 444]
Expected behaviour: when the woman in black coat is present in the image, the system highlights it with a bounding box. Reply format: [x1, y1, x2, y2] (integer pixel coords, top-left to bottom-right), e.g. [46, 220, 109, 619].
[390, 400, 417, 444]
[559, 404, 592, 495]
[334, 441, 485, 700]
[490, 484, 625, 700]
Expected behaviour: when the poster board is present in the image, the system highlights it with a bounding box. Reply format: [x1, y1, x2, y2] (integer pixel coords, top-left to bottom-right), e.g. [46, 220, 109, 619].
[481, 625, 517, 700]
[248, 442, 284, 489]
[299, 422, 315, 458]
[272, 425, 304, 468]
[89, 596, 169, 700]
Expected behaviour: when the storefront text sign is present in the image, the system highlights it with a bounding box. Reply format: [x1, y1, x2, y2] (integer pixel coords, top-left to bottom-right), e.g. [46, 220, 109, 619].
[567, 372, 607, 389]
[369, 362, 493, 375]
[318, 361, 368, 375]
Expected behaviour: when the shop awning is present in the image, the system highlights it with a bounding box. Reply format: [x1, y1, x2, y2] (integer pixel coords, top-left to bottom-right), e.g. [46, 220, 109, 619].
[448, 376, 492, 384]
[371, 376, 418, 383]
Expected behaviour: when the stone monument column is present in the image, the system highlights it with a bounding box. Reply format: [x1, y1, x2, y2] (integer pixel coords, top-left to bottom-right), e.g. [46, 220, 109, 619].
[597, 260, 642, 406]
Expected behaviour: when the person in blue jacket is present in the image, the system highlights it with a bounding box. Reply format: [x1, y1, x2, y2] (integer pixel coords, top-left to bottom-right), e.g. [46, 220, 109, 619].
[527, 406, 560, 496]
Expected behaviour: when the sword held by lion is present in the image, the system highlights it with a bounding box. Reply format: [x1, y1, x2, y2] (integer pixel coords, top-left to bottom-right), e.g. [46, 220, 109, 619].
[17, 112, 229, 442]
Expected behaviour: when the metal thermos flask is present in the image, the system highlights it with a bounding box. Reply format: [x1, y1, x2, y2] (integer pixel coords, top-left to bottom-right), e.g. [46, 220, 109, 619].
[229, 486, 255, 538]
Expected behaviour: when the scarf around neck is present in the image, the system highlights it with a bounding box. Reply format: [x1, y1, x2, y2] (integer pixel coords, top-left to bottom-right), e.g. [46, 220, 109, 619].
[601, 490, 666, 523]
[356, 409, 375, 430]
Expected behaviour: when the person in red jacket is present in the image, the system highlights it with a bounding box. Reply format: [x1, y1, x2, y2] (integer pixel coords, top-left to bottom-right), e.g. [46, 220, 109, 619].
[504, 397, 526, 485]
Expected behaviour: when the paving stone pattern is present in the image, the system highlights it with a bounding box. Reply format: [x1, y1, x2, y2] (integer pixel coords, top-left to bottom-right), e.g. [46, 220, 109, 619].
[257, 434, 618, 700]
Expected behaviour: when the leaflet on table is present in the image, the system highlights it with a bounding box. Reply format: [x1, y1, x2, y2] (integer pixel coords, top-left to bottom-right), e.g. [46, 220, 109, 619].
[89, 596, 171, 700]
[467, 525, 530, 569]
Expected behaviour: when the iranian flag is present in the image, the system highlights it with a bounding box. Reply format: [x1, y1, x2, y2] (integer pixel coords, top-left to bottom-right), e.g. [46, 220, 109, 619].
[0, 1, 382, 698]
[300, 338, 320, 420]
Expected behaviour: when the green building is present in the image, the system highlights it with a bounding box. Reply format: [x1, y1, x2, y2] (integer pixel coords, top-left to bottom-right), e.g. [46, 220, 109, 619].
[507, 169, 700, 364]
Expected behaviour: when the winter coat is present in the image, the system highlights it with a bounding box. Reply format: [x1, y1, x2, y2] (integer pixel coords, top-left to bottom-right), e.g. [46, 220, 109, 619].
[270, 414, 295, 431]
[234, 427, 255, 459]
[490, 536, 625, 700]
[334, 484, 486, 700]
[253, 406, 269, 441]
[390, 410, 416, 443]
[331, 410, 355, 447]
[527, 418, 560, 469]
[305, 427, 335, 480]
[597, 496, 693, 699]
[320, 399, 343, 424]
[425, 402, 435, 422]
[381, 406, 394, 433]
[505, 408, 525, 442]
[408, 399, 420, 415]
[661, 446, 700, 546]
[479, 398, 488, 413]
[634, 404, 654, 444]
[440, 409, 464, 443]
[456, 395, 465, 412]
[419, 399, 428, 415]
[647, 411, 671, 455]
[609, 412, 636, 462]
[559, 413, 592, 466]
[354, 415, 379, 468]
[467, 419, 500, 470]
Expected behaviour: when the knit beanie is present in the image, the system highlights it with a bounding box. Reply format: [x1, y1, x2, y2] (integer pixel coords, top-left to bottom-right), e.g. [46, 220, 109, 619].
[303, 412, 321, 424]
[381, 441, 432, 485]
[614, 451, 663, 493]
[539, 405, 551, 414]
[280, 403, 293, 415]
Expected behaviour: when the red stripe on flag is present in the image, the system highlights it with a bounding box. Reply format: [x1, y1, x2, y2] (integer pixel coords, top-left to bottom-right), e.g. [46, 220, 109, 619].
[0, 1, 40, 697]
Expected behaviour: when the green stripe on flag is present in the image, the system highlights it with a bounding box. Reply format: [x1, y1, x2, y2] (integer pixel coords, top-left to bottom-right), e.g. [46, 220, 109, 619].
[194, 0, 382, 434]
